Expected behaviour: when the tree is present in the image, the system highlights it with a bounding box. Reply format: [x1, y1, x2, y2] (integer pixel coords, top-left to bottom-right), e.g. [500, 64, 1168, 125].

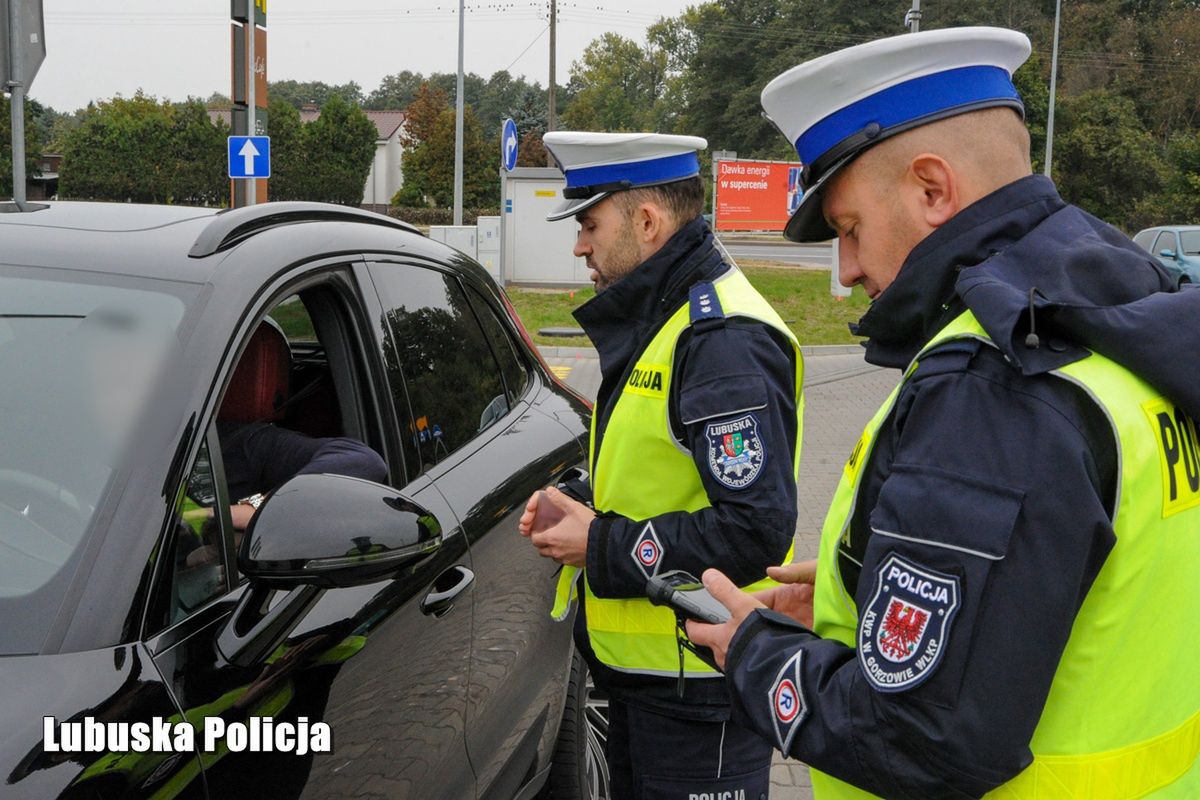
[366, 71, 426, 110]
[1135, 132, 1200, 226]
[561, 33, 670, 132]
[399, 104, 497, 208]
[301, 94, 378, 206]
[168, 99, 228, 206]
[269, 79, 364, 109]
[1053, 89, 1165, 229]
[264, 98, 306, 201]
[59, 93, 177, 203]
[402, 82, 450, 149]
[0, 95, 41, 197]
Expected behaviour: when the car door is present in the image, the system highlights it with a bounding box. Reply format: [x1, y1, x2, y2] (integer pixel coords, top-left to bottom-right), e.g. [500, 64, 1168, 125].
[146, 264, 476, 800]
[364, 257, 584, 799]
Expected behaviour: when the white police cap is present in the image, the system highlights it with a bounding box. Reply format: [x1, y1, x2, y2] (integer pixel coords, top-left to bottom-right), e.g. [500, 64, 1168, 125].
[761, 26, 1031, 242]
[542, 131, 708, 221]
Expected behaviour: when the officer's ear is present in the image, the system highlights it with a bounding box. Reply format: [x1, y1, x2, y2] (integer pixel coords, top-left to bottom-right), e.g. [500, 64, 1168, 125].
[631, 200, 673, 245]
[906, 153, 960, 230]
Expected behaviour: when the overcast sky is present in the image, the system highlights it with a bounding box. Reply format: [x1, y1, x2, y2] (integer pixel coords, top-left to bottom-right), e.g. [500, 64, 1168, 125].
[35, 0, 693, 111]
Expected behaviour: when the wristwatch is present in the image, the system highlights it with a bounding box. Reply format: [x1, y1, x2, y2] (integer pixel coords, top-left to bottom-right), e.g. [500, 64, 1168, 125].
[238, 493, 267, 510]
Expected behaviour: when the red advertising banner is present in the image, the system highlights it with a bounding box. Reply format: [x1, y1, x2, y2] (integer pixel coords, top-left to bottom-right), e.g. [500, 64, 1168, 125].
[714, 159, 804, 232]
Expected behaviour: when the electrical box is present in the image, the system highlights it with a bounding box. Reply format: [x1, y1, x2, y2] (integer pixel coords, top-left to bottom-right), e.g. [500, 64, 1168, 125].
[500, 168, 589, 286]
[476, 216, 501, 280]
[429, 225, 478, 260]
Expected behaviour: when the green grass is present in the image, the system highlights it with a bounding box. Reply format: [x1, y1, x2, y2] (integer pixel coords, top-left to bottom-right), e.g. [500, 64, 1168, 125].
[507, 266, 871, 347]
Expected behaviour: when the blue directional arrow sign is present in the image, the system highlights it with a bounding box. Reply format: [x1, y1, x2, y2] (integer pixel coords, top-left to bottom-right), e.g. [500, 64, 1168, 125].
[501, 118, 518, 172]
[228, 135, 271, 179]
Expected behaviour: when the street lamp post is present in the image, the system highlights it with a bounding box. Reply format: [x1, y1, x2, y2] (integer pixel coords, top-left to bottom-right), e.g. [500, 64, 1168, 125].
[1044, 0, 1062, 178]
[453, 0, 465, 226]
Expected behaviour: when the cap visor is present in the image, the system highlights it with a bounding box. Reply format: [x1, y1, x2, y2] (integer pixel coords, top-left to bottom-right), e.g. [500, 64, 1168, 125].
[783, 165, 843, 243]
[546, 192, 610, 222]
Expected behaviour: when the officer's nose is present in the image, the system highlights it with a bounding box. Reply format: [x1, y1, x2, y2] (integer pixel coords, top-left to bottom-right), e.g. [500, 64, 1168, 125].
[837, 236, 864, 288]
[574, 230, 591, 260]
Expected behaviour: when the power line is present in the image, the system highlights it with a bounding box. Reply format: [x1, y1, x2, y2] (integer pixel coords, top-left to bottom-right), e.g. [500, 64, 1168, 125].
[503, 23, 550, 72]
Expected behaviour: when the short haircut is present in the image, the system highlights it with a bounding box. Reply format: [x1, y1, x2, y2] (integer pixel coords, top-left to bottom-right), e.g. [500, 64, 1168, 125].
[613, 175, 705, 226]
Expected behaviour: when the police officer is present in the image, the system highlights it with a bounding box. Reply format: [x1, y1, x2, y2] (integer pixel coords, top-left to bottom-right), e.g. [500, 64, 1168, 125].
[686, 27, 1200, 799]
[517, 132, 805, 798]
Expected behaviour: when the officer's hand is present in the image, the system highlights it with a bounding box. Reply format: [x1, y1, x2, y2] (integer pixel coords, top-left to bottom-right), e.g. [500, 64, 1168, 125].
[685, 569, 765, 672]
[518, 492, 540, 537]
[529, 486, 594, 567]
[766, 559, 817, 585]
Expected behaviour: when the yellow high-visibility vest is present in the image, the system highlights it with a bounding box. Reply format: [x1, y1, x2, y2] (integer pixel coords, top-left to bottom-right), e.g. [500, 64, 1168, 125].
[552, 267, 805, 677]
[810, 310, 1200, 799]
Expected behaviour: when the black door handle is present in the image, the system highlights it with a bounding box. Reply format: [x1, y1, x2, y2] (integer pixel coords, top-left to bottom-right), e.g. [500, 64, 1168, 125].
[421, 565, 475, 617]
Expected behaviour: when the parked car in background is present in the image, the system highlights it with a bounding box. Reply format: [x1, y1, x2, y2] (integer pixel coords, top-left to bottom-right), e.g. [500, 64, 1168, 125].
[0, 201, 609, 799]
[1132, 226, 1200, 287]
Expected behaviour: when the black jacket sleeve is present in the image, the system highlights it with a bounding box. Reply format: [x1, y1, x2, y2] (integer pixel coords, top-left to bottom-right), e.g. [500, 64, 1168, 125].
[231, 423, 389, 497]
[585, 319, 799, 598]
[722, 350, 1116, 800]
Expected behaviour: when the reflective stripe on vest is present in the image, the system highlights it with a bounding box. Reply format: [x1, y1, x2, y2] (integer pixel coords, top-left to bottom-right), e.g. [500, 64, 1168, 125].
[809, 311, 1200, 799]
[551, 267, 805, 678]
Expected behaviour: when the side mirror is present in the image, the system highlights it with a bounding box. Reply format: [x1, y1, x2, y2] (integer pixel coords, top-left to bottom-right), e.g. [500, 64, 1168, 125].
[1160, 249, 1178, 260]
[217, 474, 443, 667]
[240, 473, 443, 588]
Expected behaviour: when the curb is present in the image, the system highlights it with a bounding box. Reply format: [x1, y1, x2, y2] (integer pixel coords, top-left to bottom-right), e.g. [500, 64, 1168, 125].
[538, 344, 864, 359]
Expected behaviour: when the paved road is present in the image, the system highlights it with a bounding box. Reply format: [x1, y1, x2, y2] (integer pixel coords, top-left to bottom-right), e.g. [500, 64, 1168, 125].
[538, 346, 899, 799]
[719, 239, 832, 267]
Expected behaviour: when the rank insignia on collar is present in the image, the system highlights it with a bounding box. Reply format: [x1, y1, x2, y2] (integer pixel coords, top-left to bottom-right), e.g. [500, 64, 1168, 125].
[705, 414, 765, 490]
[631, 521, 664, 579]
[859, 554, 960, 692]
[768, 650, 807, 752]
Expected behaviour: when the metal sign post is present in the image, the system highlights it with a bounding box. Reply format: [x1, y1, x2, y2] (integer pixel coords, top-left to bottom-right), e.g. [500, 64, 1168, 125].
[231, 0, 267, 207]
[2, 0, 45, 210]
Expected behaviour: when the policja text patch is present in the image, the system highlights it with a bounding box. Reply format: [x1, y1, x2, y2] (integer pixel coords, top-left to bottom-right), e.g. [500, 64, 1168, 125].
[859, 554, 960, 692]
[1142, 397, 1200, 518]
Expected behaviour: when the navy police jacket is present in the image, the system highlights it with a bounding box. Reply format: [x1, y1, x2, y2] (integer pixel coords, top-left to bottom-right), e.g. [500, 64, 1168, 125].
[724, 175, 1200, 797]
[571, 216, 800, 719]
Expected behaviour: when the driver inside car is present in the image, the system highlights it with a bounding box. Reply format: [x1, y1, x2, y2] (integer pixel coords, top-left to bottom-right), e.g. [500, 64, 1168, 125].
[185, 319, 386, 566]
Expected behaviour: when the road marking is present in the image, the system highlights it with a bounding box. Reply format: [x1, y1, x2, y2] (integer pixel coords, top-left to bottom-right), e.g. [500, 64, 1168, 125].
[550, 365, 572, 379]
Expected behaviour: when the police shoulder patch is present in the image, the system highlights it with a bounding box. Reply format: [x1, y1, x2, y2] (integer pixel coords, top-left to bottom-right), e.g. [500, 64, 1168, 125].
[705, 413, 766, 490]
[631, 521, 664, 579]
[858, 553, 960, 693]
[768, 649, 807, 753]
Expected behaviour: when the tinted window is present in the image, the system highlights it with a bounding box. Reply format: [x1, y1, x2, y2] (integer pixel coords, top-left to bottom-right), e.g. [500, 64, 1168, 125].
[0, 269, 190, 653]
[1132, 230, 1157, 251]
[1154, 231, 1178, 255]
[466, 286, 529, 403]
[372, 264, 511, 475]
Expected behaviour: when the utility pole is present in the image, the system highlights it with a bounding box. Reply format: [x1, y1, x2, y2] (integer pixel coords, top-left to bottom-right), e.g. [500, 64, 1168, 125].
[7, 0, 26, 208]
[905, 0, 921, 32]
[245, 7, 256, 207]
[547, 0, 556, 132]
[1044, 0, 1062, 178]
[453, 0, 465, 225]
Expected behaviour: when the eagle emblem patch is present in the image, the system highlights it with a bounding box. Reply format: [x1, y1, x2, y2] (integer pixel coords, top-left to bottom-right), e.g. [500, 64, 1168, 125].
[705, 414, 765, 490]
[858, 554, 960, 692]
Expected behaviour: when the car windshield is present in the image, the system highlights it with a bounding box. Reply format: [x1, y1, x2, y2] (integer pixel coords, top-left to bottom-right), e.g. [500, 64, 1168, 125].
[1180, 231, 1200, 255]
[0, 268, 189, 652]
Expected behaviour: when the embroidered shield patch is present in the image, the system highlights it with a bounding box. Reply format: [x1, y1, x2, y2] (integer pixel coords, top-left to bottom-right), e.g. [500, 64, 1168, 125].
[768, 650, 807, 752]
[630, 521, 664, 579]
[858, 554, 960, 692]
[705, 414, 765, 490]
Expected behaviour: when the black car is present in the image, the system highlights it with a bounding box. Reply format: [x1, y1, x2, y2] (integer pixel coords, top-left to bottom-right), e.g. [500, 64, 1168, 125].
[0, 201, 608, 799]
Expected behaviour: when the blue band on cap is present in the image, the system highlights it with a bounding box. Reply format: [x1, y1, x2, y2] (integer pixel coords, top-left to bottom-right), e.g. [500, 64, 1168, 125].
[564, 151, 701, 191]
[795, 65, 1021, 166]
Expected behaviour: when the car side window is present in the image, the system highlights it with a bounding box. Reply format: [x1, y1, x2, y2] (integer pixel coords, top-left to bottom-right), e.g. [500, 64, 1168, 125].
[465, 285, 530, 404]
[1154, 231, 1178, 255]
[158, 435, 230, 630]
[1132, 230, 1156, 252]
[370, 263, 512, 477]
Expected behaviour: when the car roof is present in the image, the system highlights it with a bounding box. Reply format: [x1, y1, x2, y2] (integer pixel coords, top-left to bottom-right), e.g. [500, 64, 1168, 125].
[1139, 225, 1200, 233]
[0, 200, 437, 284]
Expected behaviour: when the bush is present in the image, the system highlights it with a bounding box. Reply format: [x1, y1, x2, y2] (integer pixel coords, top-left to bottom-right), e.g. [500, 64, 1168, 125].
[388, 206, 500, 226]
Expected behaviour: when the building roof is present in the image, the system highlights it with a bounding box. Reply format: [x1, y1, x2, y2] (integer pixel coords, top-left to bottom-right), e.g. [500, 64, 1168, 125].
[206, 107, 407, 141]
